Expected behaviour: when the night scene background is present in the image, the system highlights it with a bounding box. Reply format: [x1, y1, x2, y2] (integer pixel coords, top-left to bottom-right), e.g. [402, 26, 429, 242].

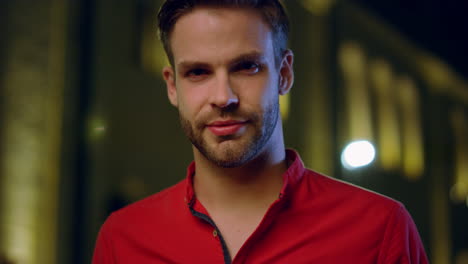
[0, 0, 467, 263]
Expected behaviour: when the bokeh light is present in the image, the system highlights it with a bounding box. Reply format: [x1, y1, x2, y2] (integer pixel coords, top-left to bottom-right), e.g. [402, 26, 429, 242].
[341, 140, 376, 169]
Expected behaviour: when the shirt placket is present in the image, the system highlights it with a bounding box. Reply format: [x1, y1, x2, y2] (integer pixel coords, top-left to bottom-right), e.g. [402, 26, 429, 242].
[189, 200, 232, 264]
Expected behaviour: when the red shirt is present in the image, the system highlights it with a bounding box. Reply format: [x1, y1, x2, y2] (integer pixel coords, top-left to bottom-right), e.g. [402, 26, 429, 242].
[93, 150, 428, 264]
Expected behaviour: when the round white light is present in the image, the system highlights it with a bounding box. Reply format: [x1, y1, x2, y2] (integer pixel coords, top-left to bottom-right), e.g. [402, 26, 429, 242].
[341, 140, 376, 169]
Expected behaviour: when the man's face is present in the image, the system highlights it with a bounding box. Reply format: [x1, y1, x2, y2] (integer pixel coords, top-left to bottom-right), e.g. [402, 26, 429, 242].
[163, 7, 292, 167]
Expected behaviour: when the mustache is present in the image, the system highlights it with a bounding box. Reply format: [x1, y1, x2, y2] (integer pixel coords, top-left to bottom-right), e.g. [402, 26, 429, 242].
[195, 107, 260, 129]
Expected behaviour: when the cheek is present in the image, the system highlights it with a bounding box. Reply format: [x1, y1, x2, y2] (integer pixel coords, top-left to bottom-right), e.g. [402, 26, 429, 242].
[177, 84, 208, 118]
[241, 76, 278, 107]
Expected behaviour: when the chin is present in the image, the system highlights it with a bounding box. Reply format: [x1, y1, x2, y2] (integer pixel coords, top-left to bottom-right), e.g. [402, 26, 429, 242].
[200, 138, 261, 168]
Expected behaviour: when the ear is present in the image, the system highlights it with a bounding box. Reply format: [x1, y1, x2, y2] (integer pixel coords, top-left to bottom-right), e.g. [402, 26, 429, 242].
[163, 66, 178, 107]
[278, 49, 294, 95]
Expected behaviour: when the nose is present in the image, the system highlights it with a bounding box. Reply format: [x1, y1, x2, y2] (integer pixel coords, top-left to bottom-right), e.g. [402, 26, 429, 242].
[210, 72, 239, 109]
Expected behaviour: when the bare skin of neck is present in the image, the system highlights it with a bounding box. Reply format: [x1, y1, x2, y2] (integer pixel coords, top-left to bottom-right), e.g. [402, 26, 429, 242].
[192, 128, 288, 259]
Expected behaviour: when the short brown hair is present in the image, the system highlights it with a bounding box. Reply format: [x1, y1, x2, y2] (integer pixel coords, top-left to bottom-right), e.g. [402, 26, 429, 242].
[157, 0, 290, 67]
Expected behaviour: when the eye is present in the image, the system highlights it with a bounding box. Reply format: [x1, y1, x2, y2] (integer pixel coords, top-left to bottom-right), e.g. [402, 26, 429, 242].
[185, 68, 210, 81]
[235, 61, 261, 74]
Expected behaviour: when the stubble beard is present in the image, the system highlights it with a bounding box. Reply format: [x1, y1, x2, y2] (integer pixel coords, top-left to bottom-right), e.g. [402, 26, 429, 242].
[179, 101, 279, 168]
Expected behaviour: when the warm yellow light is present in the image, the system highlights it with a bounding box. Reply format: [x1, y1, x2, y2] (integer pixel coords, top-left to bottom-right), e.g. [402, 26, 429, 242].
[398, 76, 424, 180]
[370, 58, 401, 170]
[280, 93, 290, 121]
[450, 183, 468, 204]
[450, 107, 468, 205]
[418, 54, 453, 91]
[140, 10, 169, 75]
[339, 42, 373, 141]
[87, 115, 107, 141]
[339, 42, 365, 77]
[300, 0, 336, 16]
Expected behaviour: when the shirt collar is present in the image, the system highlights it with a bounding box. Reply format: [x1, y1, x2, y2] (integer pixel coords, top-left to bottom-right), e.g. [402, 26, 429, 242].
[185, 149, 306, 206]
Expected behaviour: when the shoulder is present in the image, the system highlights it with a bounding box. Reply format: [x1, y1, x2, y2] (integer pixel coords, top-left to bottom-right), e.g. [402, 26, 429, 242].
[296, 169, 421, 240]
[299, 169, 403, 214]
[293, 169, 428, 262]
[104, 179, 187, 229]
[93, 180, 190, 262]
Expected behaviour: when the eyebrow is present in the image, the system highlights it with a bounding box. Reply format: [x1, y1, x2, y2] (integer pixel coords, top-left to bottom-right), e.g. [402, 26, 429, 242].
[176, 51, 267, 72]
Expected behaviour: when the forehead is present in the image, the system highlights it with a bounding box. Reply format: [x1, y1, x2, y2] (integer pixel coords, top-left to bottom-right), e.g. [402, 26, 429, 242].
[169, 7, 275, 67]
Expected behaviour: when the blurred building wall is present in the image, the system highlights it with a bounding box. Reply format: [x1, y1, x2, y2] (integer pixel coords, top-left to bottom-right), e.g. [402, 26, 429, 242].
[0, 0, 68, 263]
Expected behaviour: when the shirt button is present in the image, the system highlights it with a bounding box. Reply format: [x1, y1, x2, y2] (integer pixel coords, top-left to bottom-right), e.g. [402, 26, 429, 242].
[213, 229, 218, 237]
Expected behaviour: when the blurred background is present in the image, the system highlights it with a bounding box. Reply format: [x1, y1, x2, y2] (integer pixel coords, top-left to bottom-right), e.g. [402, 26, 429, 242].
[0, 0, 467, 263]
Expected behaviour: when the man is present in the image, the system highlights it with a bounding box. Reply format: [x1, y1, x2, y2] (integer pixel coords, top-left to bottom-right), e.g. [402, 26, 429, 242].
[93, 0, 428, 263]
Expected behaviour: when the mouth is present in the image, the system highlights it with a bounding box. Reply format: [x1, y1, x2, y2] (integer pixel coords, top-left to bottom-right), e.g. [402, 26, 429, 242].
[206, 120, 248, 136]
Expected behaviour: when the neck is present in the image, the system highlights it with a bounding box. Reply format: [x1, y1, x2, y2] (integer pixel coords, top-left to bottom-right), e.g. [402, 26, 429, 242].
[192, 132, 287, 213]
